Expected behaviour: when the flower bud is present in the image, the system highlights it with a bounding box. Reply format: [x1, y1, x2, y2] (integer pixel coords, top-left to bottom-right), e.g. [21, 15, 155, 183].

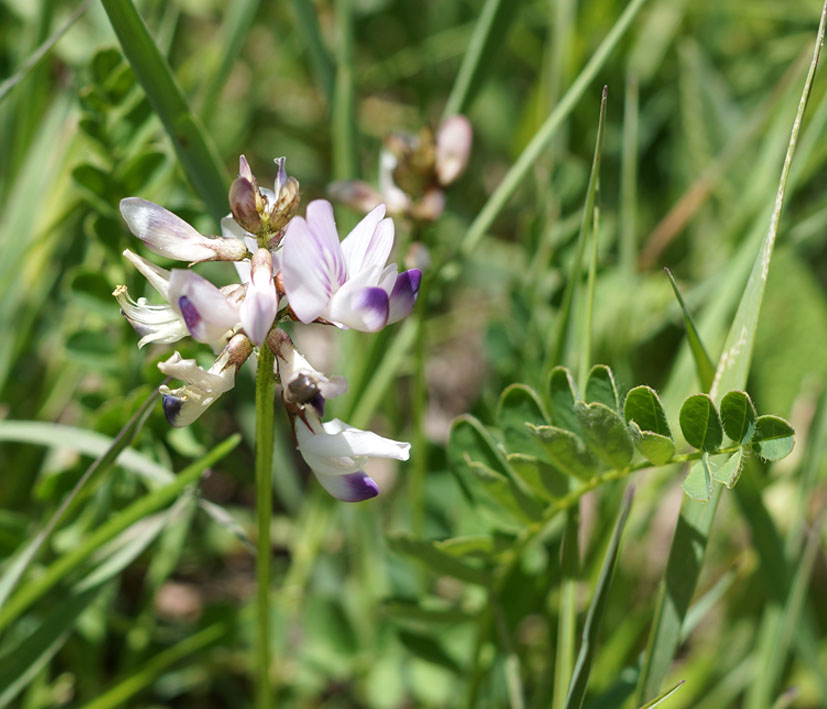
[435, 115, 472, 185]
[229, 176, 262, 234]
[267, 176, 300, 234]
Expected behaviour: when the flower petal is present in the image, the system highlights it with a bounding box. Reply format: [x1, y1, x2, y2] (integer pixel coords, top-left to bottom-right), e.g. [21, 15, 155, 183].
[314, 471, 379, 502]
[168, 270, 240, 343]
[435, 115, 472, 185]
[299, 418, 411, 460]
[328, 284, 389, 332]
[239, 251, 277, 346]
[328, 180, 384, 213]
[282, 216, 333, 323]
[120, 198, 216, 262]
[341, 204, 392, 275]
[114, 285, 188, 348]
[158, 351, 238, 427]
[122, 249, 172, 300]
[387, 269, 421, 324]
[221, 215, 259, 254]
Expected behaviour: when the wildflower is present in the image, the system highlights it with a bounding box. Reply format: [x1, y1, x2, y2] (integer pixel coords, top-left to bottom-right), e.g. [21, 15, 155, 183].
[272, 330, 408, 501]
[159, 333, 253, 427]
[120, 198, 248, 263]
[116, 155, 417, 501]
[281, 199, 421, 331]
[329, 115, 472, 221]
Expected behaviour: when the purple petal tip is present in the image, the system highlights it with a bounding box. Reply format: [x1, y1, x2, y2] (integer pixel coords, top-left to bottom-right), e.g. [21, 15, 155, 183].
[337, 472, 379, 502]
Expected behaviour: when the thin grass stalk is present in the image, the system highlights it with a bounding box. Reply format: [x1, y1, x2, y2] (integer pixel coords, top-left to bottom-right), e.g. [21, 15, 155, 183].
[636, 2, 827, 701]
[255, 344, 276, 709]
[619, 71, 639, 276]
[442, 0, 505, 119]
[552, 510, 579, 709]
[332, 0, 357, 181]
[80, 622, 229, 709]
[0, 435, 240, 635]
[289, 0, 335, 106]
[457, 0, 649, 260]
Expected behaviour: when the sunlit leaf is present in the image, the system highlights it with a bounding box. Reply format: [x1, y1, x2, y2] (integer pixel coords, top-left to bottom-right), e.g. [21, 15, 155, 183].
[529, 424, 598, 480]
[548, 366, 581, 433]
[682, 454, 712, 501]
[720, 391, 757, 444]
[752, 415, 795, 461]
[624, 386, 671, 437]
[679, 394, 723, 451]
[711, 448, 743, 488]
[628, 421, 676, 466]
[585, 364, 619, 411]
[575, 401, 634, 469]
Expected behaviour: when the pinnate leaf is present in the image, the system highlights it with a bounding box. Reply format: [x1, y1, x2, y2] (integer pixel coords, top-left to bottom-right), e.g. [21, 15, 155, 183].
[711, 448, 744, 488]
[529, 424, 598, 480]
[682, 453, 713, 501]
[548, 366, 580, 433]
[585, 364, 619, 411]
[628, 421, 676, 465]
[624, 386, 671, 437]
[679, 394, 723, 451]
[751, 415, 795, 461]
[575, 401, 634, 469]
[720, 391, 757, 444]
[507, 453, 569, 500]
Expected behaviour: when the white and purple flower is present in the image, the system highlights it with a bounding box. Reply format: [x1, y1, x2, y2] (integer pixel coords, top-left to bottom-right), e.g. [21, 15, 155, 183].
[295, 414, 410, 502]
[282, 200, 421, 332]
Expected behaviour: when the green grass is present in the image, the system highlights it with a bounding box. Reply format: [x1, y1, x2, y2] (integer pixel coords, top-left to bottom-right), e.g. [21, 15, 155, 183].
[0, 0, 826, 707]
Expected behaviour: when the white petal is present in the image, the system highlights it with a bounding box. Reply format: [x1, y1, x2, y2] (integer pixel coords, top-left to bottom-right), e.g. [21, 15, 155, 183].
[239, 253, 277, 346]
[341, 204, 392, 275]
[168, 270, 240, 343]
[282, 215, 339, 323]
[435, 115, 472, 185]
[120, 198, 216, 262]
[114, 285, 188, 348]
[221, 214, 259, 254]
[299, 418, 410, 461]
[122, 249, 172, 300]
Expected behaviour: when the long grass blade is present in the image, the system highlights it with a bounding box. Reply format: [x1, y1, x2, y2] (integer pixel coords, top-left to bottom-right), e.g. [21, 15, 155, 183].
[100, 0, 227, 222]
[0, 435, 240, 635]
[458, 0, 649, 259]
[289, 0, 335, 106]
[0, 0, 92, 104]
[636, 2, 827, 701]
[664, 268, 716, 391]
[0, 387, 159, 609]
[441, 0, 516, 119]
[564, 486, 634, 709]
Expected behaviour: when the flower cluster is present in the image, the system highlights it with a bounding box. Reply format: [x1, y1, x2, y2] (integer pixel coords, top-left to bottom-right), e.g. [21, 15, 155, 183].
[328, 115, 472, 222]
[114, 157, 419, 501]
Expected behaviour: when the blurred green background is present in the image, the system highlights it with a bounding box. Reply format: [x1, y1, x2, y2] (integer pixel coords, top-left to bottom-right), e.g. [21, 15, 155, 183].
[0, 0, 826, 706]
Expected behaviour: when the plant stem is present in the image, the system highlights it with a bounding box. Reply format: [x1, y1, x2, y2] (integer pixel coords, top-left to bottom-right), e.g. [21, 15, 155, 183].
[255, 344, 276, 709]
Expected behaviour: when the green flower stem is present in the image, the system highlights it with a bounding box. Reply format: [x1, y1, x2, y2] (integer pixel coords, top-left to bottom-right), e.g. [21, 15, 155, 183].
[255, 343, 277, 709]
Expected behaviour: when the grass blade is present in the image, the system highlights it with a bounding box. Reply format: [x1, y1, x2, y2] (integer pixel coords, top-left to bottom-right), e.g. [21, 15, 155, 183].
[636, 2, 827, 702]
[0, 435, 240, 635]
[545, 87, 607, 377]
[0, 387, 160, 609]
[638, 680, 686, 709]
[564, 486, 634, 709]
[442, 0, 517, 119]
[332, 0, 357, 180]
[0, 0, 92, 104]
[664, 268, 715, 391]
[100, 0, 227, 222]
[458, 0, 649, 259]
[288, 0, 335, 106]
[80, 622, 229, 709]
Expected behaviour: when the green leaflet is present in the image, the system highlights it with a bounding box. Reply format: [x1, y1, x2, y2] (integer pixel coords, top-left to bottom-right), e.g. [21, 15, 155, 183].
[679, 394, 723, 451]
